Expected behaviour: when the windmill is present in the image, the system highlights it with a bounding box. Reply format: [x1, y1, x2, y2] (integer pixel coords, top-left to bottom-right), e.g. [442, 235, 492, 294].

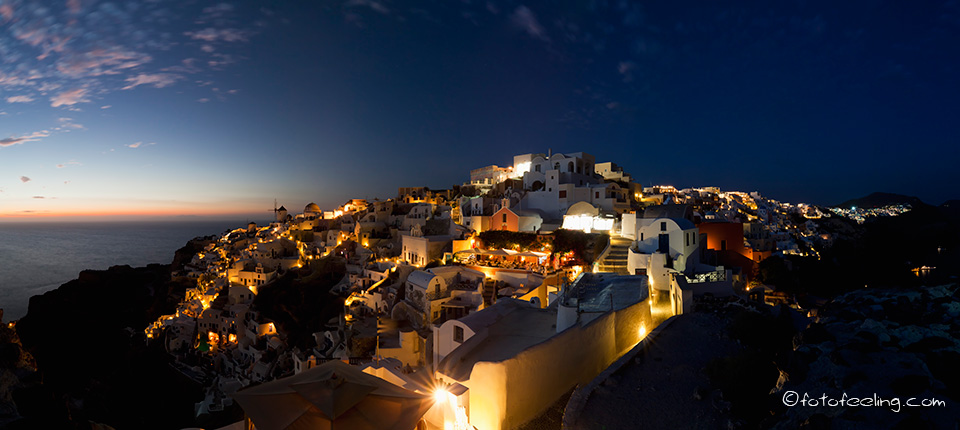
[268, 199, 287, 222]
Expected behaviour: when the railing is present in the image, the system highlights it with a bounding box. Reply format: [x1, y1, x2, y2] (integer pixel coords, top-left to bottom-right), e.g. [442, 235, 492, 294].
[683, 269, 727, 284]
[591, 235, 613, 273]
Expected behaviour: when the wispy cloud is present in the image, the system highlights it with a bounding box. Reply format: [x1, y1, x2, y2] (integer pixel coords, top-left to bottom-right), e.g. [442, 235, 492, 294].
[57, 160, 82, 168]
[6, 95, 35, 103]
[20, 176, 31, 183]
[618, 61, 637, 82]
[126, 141, 156, 149]
[197, 98, 210, 103]
[122, 73, 181, 90]
[0, 131, 50, 147]
[345, 0, 391, 15]
[50, 88, 89, 107]
[1, 1, 257, 117]
[184, 28, 248, 43]
[510, 6, 548, 41]
[55, 117, 85, 131]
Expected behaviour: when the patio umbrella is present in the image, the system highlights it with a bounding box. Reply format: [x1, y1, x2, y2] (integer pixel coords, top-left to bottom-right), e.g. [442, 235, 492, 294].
[231, 360, 434, 430]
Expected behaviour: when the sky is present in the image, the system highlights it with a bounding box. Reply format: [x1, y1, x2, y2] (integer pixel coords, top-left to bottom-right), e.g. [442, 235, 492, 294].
[1, 0, 959, 220]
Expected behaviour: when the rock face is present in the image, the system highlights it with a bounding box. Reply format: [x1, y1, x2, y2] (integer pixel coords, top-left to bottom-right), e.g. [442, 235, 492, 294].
[769, 284, 960, 429]
[9, 263, 201, 429]
[0, 324, 37, 427]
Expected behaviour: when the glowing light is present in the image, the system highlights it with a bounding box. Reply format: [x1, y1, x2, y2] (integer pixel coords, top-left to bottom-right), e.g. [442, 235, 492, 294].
[228, 333, 237, 343]
[208, 331, 220, 345]
[514, 161, 531, 177]
[638, 323, 647, 340]
[455, 405, 469, 430]
[434, 388, 448, 403]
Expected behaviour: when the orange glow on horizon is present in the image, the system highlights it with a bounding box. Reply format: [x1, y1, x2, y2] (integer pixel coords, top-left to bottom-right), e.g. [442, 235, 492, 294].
[0, 209, 266, 220]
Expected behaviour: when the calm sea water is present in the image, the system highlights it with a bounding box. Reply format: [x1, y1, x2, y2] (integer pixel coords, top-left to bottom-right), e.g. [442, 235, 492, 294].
[0, 220, 262, 321]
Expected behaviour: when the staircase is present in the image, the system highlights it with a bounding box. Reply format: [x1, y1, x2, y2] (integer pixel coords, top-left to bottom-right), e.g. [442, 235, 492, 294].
[481, 279, 497, 307]
[595, 236, 632, 275]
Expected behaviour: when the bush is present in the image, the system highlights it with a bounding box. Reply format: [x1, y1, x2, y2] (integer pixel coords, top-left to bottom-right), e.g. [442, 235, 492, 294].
[478, 231, 542, 250]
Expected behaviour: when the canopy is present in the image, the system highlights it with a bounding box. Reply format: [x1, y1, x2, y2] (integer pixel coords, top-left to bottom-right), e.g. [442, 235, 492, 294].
[231, 360, 433, 430]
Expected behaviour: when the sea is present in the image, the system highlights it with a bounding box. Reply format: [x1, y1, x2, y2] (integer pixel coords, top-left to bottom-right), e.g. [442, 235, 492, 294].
[0, 220, 264, 321]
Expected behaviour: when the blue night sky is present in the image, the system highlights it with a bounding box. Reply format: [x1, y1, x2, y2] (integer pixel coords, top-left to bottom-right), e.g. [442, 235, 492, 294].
[1, 0, 958, 219]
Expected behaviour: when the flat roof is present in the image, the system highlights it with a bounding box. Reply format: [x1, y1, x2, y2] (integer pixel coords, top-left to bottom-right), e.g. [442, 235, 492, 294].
[437, 299, 557, 381]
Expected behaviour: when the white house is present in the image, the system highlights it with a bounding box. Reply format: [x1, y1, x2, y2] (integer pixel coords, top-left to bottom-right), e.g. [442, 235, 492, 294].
[627, 217, 700, 296]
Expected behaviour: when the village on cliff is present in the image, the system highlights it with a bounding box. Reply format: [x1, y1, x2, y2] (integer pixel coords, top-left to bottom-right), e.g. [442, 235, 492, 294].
[143, 150, 909, 430]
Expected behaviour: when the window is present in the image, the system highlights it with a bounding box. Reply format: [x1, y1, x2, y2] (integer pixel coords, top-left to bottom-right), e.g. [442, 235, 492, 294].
[559, 190, 566, 198]
[640, 233, 644, 241]
[660, 222, 667, 231]
[454, 326, 464, 343]
[685, 233, 689, 246]
[503, 213, 508, 222]
[535, 165, 541, 172]
[595, 191, 600, 199]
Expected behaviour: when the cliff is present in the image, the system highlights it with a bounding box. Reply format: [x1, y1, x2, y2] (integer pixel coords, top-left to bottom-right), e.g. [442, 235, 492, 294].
[3, 238, 210, 429]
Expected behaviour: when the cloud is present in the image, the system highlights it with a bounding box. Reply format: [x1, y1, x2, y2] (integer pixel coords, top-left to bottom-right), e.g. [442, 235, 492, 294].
[202, 3, 234, 15]
[126, 141, 156, 149]
[55, 49, 153, 79]
[618, 61, 637, 82]
[101, 105, 112, 109]
[197, 98, 210, 103]
[0, 2, 255, 115]
[122, 73, 181, 90]
[56, 160, 82, 168]
[510, 6, 548, 41]
[184, 28, 248, 43]
[50, 88, 90, 107]
[0, 131, 50, 147]
[33, 196, 45, 199]
[0, 4, 12, 22]
[6, 95, 35, 103]
[20, 176, 31, 183]
[55, 117, 85, 131]
[345, 0, 390, 14]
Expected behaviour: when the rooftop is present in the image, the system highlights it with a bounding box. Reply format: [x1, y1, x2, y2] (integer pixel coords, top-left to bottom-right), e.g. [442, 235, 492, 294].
[437, 298, 557, 381]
